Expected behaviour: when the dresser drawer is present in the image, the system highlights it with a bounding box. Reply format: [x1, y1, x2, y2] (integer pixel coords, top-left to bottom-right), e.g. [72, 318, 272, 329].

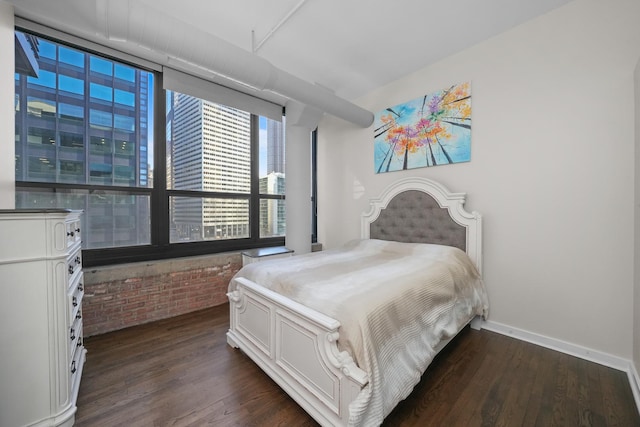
[68, 272, 84, 324]
[70, 336, 85, 402]
[70, 327, 84, 377]
[67, 249, 82, 286]
[65, 217, 82, 250]
[70, 313, 83, 355]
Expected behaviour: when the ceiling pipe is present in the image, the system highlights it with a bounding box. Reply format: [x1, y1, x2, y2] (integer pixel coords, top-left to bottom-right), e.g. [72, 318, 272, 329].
[99, 0, 374, 128]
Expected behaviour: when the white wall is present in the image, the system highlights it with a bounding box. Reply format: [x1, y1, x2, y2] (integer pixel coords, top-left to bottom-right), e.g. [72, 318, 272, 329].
[318, 0, 640, 359]
[0, 1, 14, 208]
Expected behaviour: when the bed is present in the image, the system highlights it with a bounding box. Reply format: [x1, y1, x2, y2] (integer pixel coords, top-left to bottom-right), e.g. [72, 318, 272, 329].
[226, 177, 489, 426]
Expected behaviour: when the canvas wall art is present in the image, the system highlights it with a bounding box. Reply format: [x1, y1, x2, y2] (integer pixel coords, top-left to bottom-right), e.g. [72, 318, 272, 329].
[374, 82, 471, 173]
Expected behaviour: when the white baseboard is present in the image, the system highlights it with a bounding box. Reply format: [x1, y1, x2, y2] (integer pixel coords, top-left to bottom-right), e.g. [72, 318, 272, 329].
[479, 319, 630, 371]
[478, 319, 640, 416]
[629, 363, 640, 417]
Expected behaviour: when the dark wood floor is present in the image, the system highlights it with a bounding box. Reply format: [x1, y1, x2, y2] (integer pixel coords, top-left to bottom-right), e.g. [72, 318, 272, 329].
[75, 304, 640, 426]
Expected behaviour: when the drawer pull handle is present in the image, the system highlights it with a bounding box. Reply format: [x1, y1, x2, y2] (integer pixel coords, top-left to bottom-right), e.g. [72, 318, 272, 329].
[78, 338, 83, 347]
[67, 231, 74, 237]
[72, 296, 78, 307]
[75, 227, 81, 234]
[70, 328, 76, 341]
[71, 361, 76, 374]
[76, 312, 82, 320]
[68, 265, 74, 275]
[75, 256, 81, 265]
[78, 283, 84, 292]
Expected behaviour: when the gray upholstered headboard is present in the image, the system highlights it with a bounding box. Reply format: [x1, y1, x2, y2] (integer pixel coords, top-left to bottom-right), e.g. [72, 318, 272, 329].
[361, 177, 483, 274]
[369, 190, 466, 251]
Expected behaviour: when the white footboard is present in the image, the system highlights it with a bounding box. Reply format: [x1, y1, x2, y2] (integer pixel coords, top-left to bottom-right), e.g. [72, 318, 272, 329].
[227, 277, 368, 427]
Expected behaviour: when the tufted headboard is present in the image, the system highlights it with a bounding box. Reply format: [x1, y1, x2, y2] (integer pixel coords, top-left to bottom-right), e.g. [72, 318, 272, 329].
[369, 189, 466, 251]
[361, 177, 483, 274]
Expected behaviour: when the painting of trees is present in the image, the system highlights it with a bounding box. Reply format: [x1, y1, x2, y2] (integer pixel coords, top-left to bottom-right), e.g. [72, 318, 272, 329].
[374, 82, 471, 173]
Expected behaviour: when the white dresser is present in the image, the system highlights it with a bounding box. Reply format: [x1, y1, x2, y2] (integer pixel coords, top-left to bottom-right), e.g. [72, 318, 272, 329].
[0, 209, 86, 427]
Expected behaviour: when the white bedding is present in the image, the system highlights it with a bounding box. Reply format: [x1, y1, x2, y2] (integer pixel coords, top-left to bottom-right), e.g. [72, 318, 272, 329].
[229, 239, 489, 426]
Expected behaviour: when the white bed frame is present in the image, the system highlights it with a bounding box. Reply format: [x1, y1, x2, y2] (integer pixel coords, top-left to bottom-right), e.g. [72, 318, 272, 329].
[226, 177, 483, 426]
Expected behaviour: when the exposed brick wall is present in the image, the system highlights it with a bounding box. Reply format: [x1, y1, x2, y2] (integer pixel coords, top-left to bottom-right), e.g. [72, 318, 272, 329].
[82, 252, 242, 337]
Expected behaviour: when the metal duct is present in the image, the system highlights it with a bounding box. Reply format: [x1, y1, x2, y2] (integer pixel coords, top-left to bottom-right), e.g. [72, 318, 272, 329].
[97, 0, 374, 128]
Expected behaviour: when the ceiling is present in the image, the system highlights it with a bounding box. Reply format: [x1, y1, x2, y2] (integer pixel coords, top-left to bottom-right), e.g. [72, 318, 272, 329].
[10, 0, 572, 117]
[133, 0, 573, 100]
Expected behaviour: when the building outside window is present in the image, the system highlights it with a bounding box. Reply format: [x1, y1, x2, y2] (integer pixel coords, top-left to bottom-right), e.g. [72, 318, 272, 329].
[167, 92, 252, 242]
[259, 117, 286, 238]
[259, 172, 286, 238]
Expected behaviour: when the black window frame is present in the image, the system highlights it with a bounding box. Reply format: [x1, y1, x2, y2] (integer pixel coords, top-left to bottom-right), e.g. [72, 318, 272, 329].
[311, 128, 318, 244]
[14, 28, 286, 267]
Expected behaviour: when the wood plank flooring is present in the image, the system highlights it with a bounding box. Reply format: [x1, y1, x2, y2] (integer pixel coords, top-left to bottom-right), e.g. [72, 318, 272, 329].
[75, 304, 640, 426]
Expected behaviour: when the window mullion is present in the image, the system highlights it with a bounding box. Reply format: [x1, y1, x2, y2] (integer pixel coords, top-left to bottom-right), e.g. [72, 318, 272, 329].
[250, 114, 260, 241]
[153, 73, 169, 247]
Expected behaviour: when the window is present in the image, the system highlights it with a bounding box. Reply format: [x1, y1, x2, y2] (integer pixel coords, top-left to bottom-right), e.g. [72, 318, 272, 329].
[166, 91, 286, 243]
[15, 29, 287, 266]
[15, 30, 153, 255]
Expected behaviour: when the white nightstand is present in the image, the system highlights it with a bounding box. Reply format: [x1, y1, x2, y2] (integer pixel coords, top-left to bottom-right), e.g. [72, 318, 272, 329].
[241, 246, 293, 266]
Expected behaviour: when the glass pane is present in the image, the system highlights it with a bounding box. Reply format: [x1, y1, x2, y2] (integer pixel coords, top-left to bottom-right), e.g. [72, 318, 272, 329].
[260, 198, 286, 238]
[166, 91, 251, 193]
[27, 97, 56, 119]
[114, 137, 134, 155]
[90, 56, 113, 76]
[90, 82, 113, 102]
[114, 89, 135, 107]
[59, 131, 83, 149]
[15, 188, 151, 249]
[38, 40, 56, 60]
[170, 196, 249, 242]
[59, 159, 84, 182]
[114, 163, 135, 185]
[27, 69, 56, 89]
[114, 114, 135, 132]
[258, 116, 285, 195]
[59, 102, 84, 125]
[90, 161, 113, 183]
[28, 126, 56, 145]
[89, 109, 112, 129]
[28, 155, 55, 178]
[59, 74, 84, 95]
[59, 46, 84, 68]
[115, 64, 135, 82]
[90, 135, 113, 154]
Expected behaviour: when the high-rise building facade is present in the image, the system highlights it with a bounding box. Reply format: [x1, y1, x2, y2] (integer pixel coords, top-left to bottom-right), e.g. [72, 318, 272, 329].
[168, 92, 251, 241]
[14, 33, 151, 249]
[259, 172, 286, 237]
[267, 119, 284, 174]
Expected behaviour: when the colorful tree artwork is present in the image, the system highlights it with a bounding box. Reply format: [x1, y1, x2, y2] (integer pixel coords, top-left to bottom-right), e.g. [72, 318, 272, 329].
[374, 82, 471, 173]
